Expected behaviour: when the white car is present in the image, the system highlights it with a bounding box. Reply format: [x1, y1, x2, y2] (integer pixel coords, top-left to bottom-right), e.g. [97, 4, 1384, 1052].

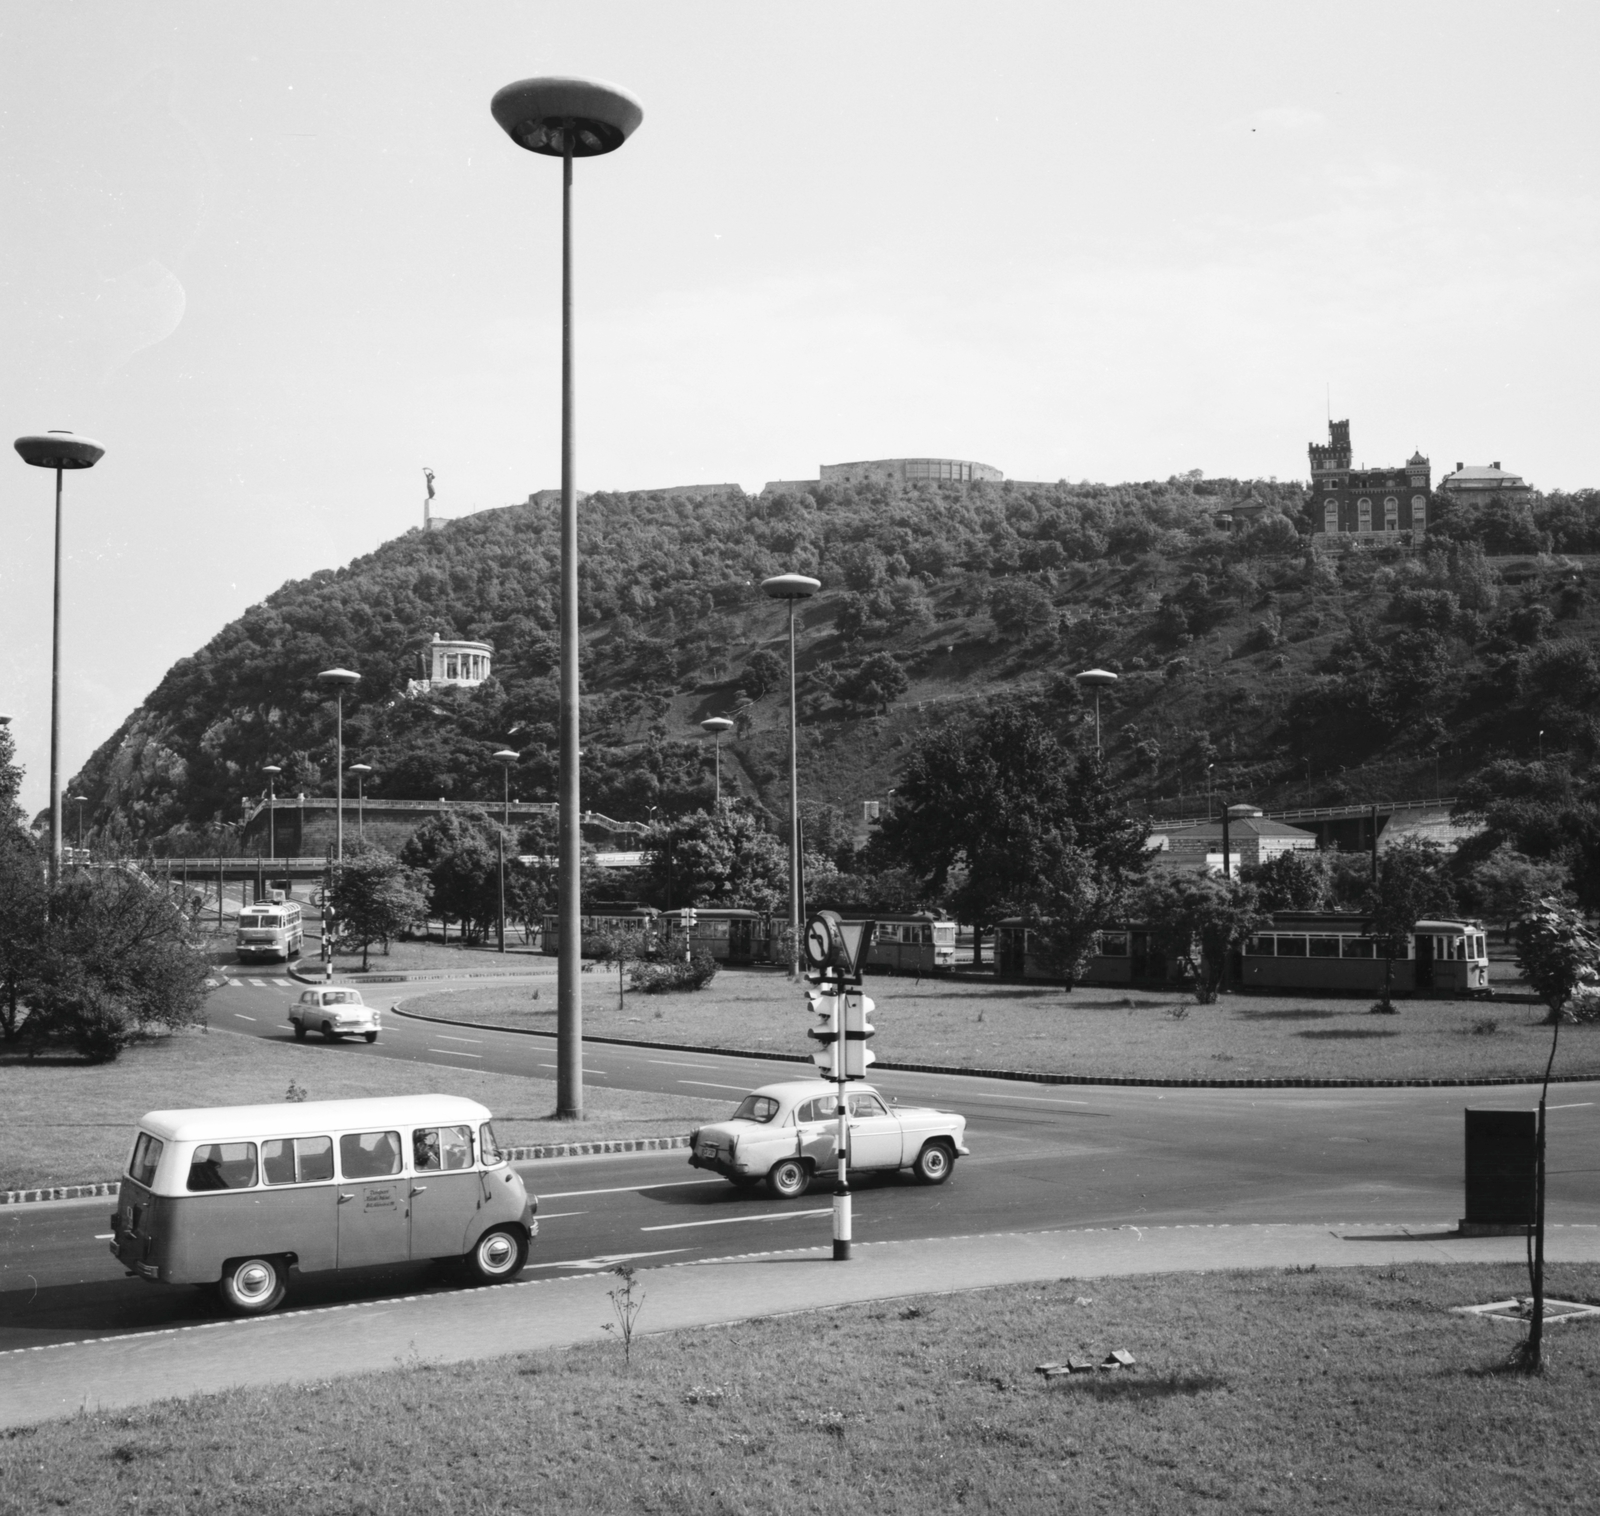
[290, 988, 381, 1044]
[688, 1079, 971, 1198]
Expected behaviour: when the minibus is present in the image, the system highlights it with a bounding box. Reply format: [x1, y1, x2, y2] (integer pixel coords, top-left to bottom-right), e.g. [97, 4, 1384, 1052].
[110, 1094, 538, 1314]
[235, 898, 305, 962]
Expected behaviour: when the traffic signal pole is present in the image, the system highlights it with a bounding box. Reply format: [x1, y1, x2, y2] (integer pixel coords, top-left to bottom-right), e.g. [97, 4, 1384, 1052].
[832, 983, 852, 1261]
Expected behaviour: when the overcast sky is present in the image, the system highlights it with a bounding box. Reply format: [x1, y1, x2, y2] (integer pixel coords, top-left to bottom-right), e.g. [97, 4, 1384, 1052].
[2, 1, 1596, 816]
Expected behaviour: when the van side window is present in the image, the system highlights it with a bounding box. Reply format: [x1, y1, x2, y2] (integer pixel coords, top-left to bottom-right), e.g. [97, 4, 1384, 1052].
[262, 1135, 334, 1185]
[340, 1131, 401, 1180]
[128, 1133, 163, 1187]
[187, 1142, 258, 1192]
[414, 1125, 473, 1172]
[479, 1122, 505, 1167]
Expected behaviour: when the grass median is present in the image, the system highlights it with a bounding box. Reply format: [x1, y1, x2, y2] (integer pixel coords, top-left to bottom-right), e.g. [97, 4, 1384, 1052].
[5, 1261, 1597, 1513]
[0, 1027, 726, 1192]
[403, 966, 1600, 1083]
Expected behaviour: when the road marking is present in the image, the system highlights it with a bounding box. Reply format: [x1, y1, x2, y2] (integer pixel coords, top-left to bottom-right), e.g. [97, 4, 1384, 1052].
[525, 1248, 690, 1270]
[679, 1080, 752, 1092]
[273, 978, 291, 987]
[642, 1208, 832, 1233]
[539, 1061, 606, 1074]
[233, 1013, 256, 1022]
[429, 1048, 482, 1059]
[538, 1179, 723, 1201]
[530, 1210, 587, 1220]
[649, 1059, 719, 1070]
[435, 1034, 481, 1044]
[93, 1233, 113, 1240]
[249, 979, 266, 986]
[281, 1024, 297, 1032]
[949, 1090, 1092, 1107]
[1549, 1102, 1596, 1110]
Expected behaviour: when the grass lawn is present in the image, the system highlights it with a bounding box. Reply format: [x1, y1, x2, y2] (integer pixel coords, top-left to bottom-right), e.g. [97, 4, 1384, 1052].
[5, 1261, 1597, 1513]
[404, 967, 1600, 1084]
[0, 1028, 725, 1192]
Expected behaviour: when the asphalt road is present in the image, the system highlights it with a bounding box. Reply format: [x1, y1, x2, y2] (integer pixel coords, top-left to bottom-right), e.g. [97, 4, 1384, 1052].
[4, 963, 1598, 1352]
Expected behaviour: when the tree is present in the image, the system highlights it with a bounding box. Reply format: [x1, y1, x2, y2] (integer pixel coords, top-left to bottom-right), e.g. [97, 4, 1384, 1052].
[506, 857, 558, 945]
[329, 848, 429, 970]
[400, 809, 506, 942]
[592, 922, 649, 1009]
[639, 802, 788, 911]
[22, 869, 210, 1060]
[829, 653, 909, 713]
[0, 832, 47, 1041]
[1515, 897, 1600, 1025]
[742, 649, 786, 701]
[1366, 835, 1457, 1011]
[1137, 870, 1265, 1003]
[988, 580, 1055, 640]
[1463, 845, 1571, 934]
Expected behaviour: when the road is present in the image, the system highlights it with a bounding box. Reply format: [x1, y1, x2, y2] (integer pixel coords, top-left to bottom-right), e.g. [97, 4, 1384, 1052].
[4, 963, 1598, 1353]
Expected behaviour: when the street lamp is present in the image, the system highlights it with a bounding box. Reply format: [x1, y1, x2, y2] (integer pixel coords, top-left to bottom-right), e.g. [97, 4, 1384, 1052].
[70, 794, 88, 857]
[701, 716, 734, 805]
[13, 430, 105, 886]
[761, 573, 822, 977]
[263, 765, 282, 861]
[316, 669, 360, 864]
[493, 748, 520, 954]
[348, 764, 372, 841]
[492, 74, 643, 1120]
[1075, 668, 1118, 756]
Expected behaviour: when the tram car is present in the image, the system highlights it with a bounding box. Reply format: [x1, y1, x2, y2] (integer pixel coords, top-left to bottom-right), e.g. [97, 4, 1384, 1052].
[540, 903, 661, 958]
[658, 907, 766, 964]
[863, 913, 958, 975]
[995, 913, 1489, 994]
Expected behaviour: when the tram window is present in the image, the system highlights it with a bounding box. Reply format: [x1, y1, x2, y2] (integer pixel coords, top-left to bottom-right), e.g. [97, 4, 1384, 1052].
[1100, 933, 1130, 957]
[1276, 935, 1307, 957]
[1244, 935, 1274, 956]
[1342, 938, 1375, 958]
[1309, 936, 1340, 958]
[1474, 934, 1486, 959]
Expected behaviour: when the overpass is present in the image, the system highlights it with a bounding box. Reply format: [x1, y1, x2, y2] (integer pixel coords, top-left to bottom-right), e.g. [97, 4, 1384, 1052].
[1153, 797, 1476, 853]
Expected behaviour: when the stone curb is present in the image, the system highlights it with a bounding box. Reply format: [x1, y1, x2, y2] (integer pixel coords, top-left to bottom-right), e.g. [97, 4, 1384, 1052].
[1, 1139, 689, 1208]
[285, 964, 548, 987]
[388, 1004, 1600, 1092]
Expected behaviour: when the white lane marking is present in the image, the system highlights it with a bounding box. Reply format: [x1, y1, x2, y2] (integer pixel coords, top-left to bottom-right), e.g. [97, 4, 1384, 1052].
[1549, 1102, 1596, 1110]
[233, 1013, 256, 1022]
[679, 1080, 752, 1092]
[538, 1061, 606, 1074]
[530, 1210, 587, 1220]
[538, 1179, 723, 1201]
[273, 979, 292, 987]
[525, 1248, 689, 1270]
[93, 1233, 114, 1240]
[642, 1208, 833, 1233]
[249, 979, 266, 986]
[436, 1034, 482, 1044]
[946, 1090, 1092, 1107]
[429, 1048, 482, 1059]
[281, 1024, 297, 1032]
[649, 1059, 719, 1070]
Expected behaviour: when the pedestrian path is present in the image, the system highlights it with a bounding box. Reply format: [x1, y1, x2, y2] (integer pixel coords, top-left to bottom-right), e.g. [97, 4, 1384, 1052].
[5, 1220, 1595, 1429]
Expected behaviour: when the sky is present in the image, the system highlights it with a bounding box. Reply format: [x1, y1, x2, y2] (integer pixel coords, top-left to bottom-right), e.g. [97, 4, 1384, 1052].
[2, 1, 1597, 816]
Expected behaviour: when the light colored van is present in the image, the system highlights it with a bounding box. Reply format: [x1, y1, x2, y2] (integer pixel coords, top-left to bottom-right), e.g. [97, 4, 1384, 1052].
[109, 1094, 537, 1314]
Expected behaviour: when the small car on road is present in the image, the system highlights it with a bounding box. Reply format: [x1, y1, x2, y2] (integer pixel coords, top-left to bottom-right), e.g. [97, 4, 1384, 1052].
[290, 987, 381, 1043]
[688, 1079, 970, 1198]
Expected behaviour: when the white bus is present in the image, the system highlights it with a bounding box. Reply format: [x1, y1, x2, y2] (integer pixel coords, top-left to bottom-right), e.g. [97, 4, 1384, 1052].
[235, 898, 305, 963]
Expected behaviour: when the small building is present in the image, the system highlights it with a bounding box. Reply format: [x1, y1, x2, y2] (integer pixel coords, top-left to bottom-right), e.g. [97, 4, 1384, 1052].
[1438, 461, 1532, 504]
[763, 457, 1003, 493]
[1152, 806, 1317, 870]
[1308, 420, 1430, 543]
[406, 635, 493, 696]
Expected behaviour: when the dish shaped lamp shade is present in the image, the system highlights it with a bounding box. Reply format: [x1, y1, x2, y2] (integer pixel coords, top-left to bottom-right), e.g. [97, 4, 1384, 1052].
[701, 717, 735, 736]
[492, 749, 520, 764]
[761, 573, 822, 601]
[317, 668, 361, 687]
[491, 76, 643, 157]
[347, 764, 373, 776]
[1076, 667, 1119, 688]
[14, 431, 106, 470]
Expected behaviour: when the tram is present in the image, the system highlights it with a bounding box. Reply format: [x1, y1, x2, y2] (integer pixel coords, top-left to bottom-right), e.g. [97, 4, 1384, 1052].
[863, 912, 958, 975]
[539, 903, 661, 958]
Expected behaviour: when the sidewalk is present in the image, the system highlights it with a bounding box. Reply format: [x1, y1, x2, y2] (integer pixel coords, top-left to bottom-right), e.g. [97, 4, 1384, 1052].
[5, 1220, 1596, 1429]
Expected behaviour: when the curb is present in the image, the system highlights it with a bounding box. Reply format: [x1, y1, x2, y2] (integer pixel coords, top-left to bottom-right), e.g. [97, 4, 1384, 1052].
[387, 1005, 1600, 1092]
[285, 964, 550, 987]
[1, 1138, 690, 1208]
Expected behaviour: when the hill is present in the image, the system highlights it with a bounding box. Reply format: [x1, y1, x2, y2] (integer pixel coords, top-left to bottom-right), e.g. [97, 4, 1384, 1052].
[64, 473, 1600, 856]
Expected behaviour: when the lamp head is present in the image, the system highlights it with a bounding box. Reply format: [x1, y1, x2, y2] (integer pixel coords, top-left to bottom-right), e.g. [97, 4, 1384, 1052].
[317, 668, 361, 688]
[700, 717, 734, 736]
[347, 764, 373, 776]
[491, 76, 643, 157]
[492, 749, 520, 764]
[14, 431, 106, 470]
[1075, 668, 1119, 688]
[761, 573, 822, 601]
[262, 764, 282, 777]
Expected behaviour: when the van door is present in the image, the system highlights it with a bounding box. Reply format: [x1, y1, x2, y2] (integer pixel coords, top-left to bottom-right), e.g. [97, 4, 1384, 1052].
[336, 1130, 408, 1267]
[408, 1124, 483, 1259]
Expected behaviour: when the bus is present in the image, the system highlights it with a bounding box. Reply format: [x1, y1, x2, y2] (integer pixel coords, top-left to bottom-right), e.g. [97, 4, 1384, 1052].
[864, 913, 957, 976]
[235, 898, 304, 963]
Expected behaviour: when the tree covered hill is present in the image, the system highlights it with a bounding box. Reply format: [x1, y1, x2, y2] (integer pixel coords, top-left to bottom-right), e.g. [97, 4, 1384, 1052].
[64, 471, 1600, 855]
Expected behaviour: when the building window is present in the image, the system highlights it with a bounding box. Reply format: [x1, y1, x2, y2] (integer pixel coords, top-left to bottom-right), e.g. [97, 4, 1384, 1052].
[1324, 500, 1339, 534]
[1357, 498, 1372, 531]
[1384, 497, 1398, 531]
[1411, 495, 1427, 534]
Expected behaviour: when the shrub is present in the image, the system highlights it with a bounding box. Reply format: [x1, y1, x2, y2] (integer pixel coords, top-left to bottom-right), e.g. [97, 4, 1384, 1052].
[629, 949, 719, 994]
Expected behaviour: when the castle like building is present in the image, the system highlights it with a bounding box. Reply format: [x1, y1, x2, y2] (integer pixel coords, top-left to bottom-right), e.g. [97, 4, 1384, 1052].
[1308, 420, 1430, 542]
[406, 634, 493, 696]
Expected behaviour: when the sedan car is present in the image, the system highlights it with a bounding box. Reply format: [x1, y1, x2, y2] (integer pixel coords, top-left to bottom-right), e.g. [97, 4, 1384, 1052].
[688, 1080, 970, 1198]
[289, 987, 381, 1043]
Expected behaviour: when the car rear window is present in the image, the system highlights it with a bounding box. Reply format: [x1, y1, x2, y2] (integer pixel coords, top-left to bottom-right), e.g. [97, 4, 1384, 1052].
[187, 1142, 258, 1191]
[732, 1095, 780, 1124]
[127, 1133, 163, 1188]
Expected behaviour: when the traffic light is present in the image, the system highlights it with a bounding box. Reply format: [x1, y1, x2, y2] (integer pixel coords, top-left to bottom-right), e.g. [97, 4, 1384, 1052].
[807, 988, 840, 1075]
[843, 992, 876, 1079]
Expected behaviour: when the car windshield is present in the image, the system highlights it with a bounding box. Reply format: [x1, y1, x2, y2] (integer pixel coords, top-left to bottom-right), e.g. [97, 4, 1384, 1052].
[326, 991, 360, 1006]
[731, 1095, 780, 1124]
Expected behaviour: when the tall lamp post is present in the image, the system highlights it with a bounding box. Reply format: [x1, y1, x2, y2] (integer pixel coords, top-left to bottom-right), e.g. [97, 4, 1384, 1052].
[493, 748, 519, 954]
[13, 430, 105, 887]
[492, 74, 643, 1119]
[316, 669, 360, 864]
[761, 573, 822, 977]
[701, 716, 734, 805]
[1075, 667, 1118, 757]
[348, 764, 372, 842]
[70, 794, 88, 857]
[263, 765, 281, 861]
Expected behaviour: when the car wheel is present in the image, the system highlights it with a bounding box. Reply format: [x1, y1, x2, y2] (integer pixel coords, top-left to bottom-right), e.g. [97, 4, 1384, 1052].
[912, 1140, 955, 1185]
[364, 1031, 378, 1044]
[292, 1020, 307, 1042]
[465, 1225, 528, 1283]
[321, 1021, 336, 1041]
[766, 1157, 810, 1200]
[218, 1256, 287, 1315]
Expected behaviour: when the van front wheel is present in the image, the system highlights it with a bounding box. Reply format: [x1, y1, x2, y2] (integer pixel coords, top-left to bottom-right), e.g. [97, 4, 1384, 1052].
[466, 1226, 527, 1283]
[218, 1256, 287, 1315]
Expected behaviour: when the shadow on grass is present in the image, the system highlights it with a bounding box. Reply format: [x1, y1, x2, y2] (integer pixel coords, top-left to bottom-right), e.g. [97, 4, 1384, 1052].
[1297, 1028, 1400, 1040]
[1237, 1008, 1340, 1021]
[1053, 1373, 1227, 1401]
